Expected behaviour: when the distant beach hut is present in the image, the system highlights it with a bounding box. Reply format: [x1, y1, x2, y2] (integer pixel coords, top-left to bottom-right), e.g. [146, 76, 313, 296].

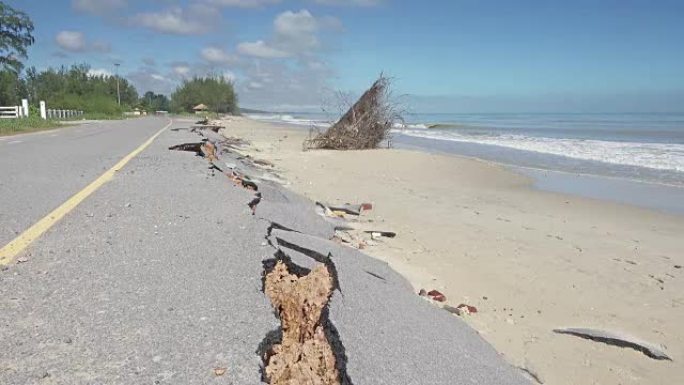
[193, 104, 209, 115]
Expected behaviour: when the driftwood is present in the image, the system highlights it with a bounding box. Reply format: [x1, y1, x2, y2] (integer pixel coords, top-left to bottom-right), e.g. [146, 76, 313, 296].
[306, 76, 397, 150]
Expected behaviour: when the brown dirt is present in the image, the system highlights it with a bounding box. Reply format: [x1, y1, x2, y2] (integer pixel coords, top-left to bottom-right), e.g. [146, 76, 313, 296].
[264, 261, 340, 385]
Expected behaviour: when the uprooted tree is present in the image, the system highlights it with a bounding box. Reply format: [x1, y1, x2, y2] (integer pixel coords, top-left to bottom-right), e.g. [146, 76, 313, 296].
[305, 76, 400, 150]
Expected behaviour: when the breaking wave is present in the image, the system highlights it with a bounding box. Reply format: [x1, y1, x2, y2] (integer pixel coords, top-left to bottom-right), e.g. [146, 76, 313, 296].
[398, 129, 684, 173]
[246, 113, 332, 128]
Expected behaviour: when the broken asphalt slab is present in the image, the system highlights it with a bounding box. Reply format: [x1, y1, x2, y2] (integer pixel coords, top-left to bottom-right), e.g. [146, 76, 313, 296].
[0, 120, 528, 384]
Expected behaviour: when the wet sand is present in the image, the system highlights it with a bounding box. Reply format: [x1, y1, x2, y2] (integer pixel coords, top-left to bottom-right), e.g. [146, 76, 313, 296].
[220, 116, 684, 385]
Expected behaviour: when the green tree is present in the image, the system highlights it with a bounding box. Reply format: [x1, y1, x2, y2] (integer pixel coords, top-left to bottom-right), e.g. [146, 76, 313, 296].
[171, 76, 238, 114]
[0, 2, 35, 73]
[23, 64, 139, 114]
[139, 91, 170, 112]
[0, 69, 25, 105]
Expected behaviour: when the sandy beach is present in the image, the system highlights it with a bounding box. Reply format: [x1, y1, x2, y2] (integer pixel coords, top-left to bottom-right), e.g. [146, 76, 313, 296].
[218, 116, 684, 385]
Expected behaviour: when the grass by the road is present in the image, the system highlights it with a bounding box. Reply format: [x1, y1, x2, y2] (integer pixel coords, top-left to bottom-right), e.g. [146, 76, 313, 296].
[0, 116, 60, 136]
[0, 113, 130, 137]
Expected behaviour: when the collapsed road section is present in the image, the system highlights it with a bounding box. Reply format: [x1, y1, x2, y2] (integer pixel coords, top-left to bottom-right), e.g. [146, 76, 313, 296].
[261, 257, 345, 385]
[167, 122, 529, 385]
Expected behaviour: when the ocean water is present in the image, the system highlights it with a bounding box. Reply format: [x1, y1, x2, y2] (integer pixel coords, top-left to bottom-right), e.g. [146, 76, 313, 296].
[248, 112, 684, 188]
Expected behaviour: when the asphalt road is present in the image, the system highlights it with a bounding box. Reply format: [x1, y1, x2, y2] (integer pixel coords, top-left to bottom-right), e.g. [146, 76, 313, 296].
[0, 118, 528, 384]
[0, 118, 168, 247]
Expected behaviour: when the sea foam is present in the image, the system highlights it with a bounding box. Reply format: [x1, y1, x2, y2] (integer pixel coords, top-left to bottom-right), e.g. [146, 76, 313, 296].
[399, 129, 684, 173]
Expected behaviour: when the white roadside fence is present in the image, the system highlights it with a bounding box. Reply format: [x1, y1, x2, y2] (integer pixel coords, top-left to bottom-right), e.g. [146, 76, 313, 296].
[44, 108, 84, 119]
[0, 99, 83, 120]
[0, 106, 22, 119]
[0, 99, 29, 118]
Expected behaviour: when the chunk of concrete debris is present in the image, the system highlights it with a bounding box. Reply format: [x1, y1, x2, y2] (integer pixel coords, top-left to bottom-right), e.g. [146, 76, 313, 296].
[253, 158, 275, 167]
[443, 304, 478, 316]
[366, 231, 397, 240]
[553, 327, 672, 361]
[200, 141, 217, 162]
[427, 290, 446, 302]
[263, 261, 341, 385]
[457, 304, 478, 315]
[316, 202, 372, 216]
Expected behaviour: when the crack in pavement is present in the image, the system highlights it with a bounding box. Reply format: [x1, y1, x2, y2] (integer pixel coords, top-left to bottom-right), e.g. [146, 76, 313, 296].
[170, 126, 353, 384]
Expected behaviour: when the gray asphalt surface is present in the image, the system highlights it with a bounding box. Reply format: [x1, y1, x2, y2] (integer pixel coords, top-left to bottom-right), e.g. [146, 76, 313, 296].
[0, 118, 168, 247]
[0, 118, 529, 384]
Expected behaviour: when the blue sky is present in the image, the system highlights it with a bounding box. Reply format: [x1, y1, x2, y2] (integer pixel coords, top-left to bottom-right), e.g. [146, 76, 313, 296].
[6, 0, 684, 112]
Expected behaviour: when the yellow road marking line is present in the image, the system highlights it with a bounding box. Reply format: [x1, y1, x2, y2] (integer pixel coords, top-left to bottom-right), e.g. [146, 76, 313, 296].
[0, 119, 173, 265]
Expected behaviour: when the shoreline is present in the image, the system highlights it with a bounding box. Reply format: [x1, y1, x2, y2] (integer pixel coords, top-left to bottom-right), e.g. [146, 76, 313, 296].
[219, 116, 684, 385]
[254, 119, 684, 215]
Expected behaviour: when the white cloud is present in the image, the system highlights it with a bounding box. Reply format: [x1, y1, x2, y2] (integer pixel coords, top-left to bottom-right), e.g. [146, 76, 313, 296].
[237, 40, 289, 58]
[128, 68, 177, 95]
[131, 5, 218, 35]
[231, 10, 343, 109]
[87, 68, 112, 77]
[203, 0, 281, 8]
[201, 47, 237, 64]
[237, 57, 335, 110]
[55, 31, 86, 52]
[72, 0, 127, 14]
[55, 31, 111, 53]
[173, 65, 191, 76]
[235, 10, 342, 59]
[273, 10, 321, 53]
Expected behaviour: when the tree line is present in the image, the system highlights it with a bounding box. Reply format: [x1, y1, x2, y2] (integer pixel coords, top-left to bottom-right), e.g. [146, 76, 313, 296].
[1, 1, 239, 116]
[0, 65, 138, 115]
[0, 66, 239, 116]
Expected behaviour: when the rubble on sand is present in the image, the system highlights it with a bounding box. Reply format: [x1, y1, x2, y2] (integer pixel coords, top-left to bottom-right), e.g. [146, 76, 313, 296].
[316, 202, 373, 217]
[419, 289, 447, 303]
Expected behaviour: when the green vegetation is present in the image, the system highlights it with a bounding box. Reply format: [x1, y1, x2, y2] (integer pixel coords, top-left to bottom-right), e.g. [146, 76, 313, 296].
[0, 64, 138, 120]
[171, 76, 238, 115]
[24, 64, 138, 114]
[139, 91, 170, 113]
[0, 1, 35, 73]
[0, 114, 58, 136]
[0, 69, 27, 106]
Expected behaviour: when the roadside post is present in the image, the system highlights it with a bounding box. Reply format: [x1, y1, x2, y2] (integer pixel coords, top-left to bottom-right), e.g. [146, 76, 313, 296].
[22, 99, 29, 118]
